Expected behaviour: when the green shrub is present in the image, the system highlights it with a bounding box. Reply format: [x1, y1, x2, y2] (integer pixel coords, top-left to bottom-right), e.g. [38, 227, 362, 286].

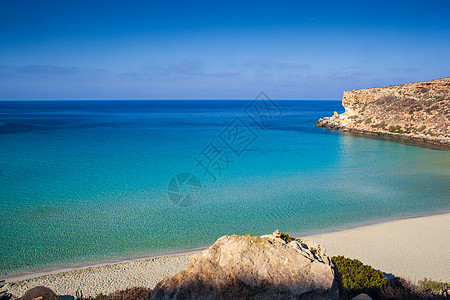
[280, 232, 293, 243]
[387, 125, 407, 134]
[332, 255, 386, 290]
[418, 278, 450, 292]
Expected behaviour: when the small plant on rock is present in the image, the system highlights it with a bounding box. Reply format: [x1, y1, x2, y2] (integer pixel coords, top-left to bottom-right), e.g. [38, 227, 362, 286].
[280, 232, 293, 243]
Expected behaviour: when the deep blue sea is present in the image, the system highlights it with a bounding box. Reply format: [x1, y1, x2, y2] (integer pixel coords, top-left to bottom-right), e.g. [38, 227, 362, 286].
[1, 100, 449, 276]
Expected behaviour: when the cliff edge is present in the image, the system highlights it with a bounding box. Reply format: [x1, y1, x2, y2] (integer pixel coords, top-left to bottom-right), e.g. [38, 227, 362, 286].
[316, 77, 450, 147]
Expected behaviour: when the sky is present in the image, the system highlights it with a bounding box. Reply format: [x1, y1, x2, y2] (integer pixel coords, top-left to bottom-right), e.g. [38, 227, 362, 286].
[0, 0, 449, 100]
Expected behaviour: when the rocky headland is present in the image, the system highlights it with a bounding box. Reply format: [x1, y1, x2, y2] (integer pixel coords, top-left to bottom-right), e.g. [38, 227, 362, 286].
[316, 77, 450, 147]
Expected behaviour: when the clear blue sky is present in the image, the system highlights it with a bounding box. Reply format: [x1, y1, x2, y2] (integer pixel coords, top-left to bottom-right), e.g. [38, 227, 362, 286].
[1, 0, 449, 100]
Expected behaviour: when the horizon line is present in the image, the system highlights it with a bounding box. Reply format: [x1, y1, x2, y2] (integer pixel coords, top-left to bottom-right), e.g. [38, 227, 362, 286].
[0, 98, 341, 101]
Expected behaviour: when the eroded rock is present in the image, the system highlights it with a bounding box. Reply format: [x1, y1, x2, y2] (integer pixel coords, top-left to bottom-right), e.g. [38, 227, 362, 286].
[20, 286, 58, 300]
[317, 77, 450, 147]
[152, 233, 341, 299]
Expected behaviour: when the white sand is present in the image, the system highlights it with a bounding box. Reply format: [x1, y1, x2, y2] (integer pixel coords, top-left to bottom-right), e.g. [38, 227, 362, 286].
[1, 213, 449, 298]
[0, 253, 191, 298]
[307, 213, 450, 283]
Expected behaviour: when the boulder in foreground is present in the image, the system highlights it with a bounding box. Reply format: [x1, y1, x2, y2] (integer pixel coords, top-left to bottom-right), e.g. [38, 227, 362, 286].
[152, 232, 342, 299]
[21, 286, 58, 300]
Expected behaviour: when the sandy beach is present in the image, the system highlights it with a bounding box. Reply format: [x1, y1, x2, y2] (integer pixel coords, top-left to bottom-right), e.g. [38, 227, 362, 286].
[0, 253, 191, 298]
[1, 212, 449, 298]
[306, 212, 450, 283]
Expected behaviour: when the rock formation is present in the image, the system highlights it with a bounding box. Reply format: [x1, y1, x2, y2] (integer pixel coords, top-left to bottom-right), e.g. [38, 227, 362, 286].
[152, 232, 342, 300]
[20, 286, 58, 300]
[316, 77, 450, 147]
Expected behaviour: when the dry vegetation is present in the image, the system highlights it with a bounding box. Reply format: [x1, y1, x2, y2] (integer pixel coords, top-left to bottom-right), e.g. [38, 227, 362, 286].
[317, 77, 450, 146]
[345, 78, 450, 139]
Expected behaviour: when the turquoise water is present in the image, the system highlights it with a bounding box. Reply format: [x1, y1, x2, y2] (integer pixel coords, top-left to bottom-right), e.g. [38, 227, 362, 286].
[0, 100, 449, 276]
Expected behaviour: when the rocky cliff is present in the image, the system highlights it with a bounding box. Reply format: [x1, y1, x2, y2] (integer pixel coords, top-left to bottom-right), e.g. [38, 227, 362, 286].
[316, 77, 450, 147]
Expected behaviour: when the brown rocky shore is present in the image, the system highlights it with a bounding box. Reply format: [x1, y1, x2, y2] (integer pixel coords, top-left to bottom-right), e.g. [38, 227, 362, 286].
[316, 77, 450, 147]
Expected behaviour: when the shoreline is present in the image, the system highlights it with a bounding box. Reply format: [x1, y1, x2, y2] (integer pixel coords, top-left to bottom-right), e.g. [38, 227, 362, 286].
[0, 248, 205, 283]
[300, 209, 450, 238]
[316, 77, 450, 149]
[316, 118, 450, 149]
[2, 210, 448, 283]
[0, 210, 449, 298]
[2, 210, 449, 283]
[307, 212, 450, 283]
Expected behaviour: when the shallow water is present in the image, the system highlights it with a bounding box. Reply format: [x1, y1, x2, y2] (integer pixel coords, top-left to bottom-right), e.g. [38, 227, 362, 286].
[1, 100, 449, 275]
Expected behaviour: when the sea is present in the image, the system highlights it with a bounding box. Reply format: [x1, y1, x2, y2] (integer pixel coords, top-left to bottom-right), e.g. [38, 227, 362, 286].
[0, 99, 449, 276]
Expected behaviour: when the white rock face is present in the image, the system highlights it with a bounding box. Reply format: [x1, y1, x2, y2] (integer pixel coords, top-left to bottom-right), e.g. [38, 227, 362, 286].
[152, 233, 341, 299]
